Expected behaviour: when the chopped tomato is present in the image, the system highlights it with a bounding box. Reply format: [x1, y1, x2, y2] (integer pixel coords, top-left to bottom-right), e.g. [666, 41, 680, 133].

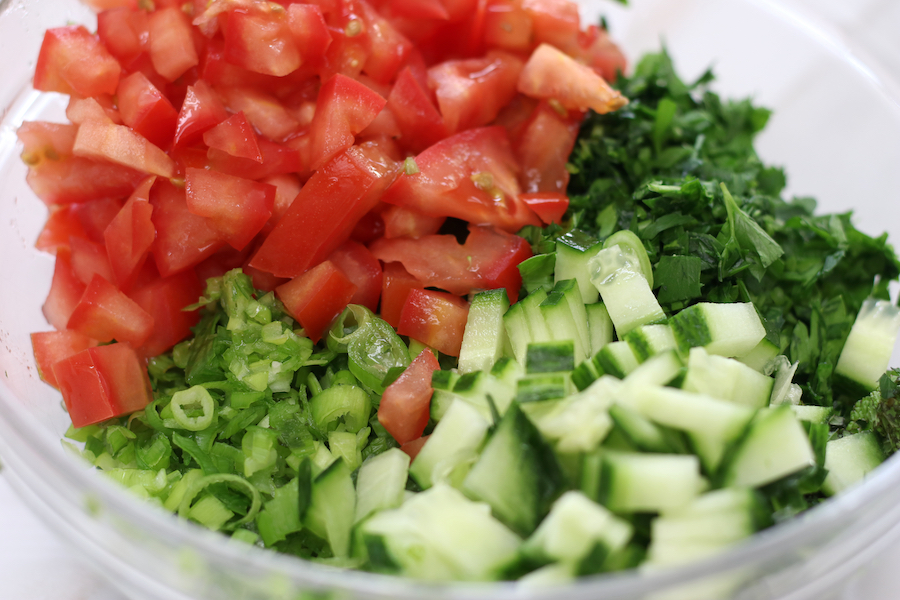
[148, 7, 200, 82]
[97, 7, 148, 66]
[399, 435, 430, 460]
[34, 26, 122, 98]
[104, 177, 157, 291]
[218, 86, 302, 142]
[260, 173, 302, 233]
[185, 168, 275, 251]
[73, 197, 125, 243]
[150, 179, 225, 278]
[116, 71, 178, 150]
[378, 349, 440, 444]
[381, 126, 541, 233]
[249, 143, 400, 278]
[517, 43, 628, 114]
[129, 270, 204, 357]
[397, 288, 469, 356]
[69, 237, 115, 286]
[67, 274, 155, 346]
[286, 4, 332, 66]
[483, 1, 532, 52]
[66, 96, 120, 125]
[225, 7, 301, 77]
[207, 138, 303, 181]
[381, 205, 445, 239]
[173, 81, 229, 148]
[350, 207, 386, 244]
[42, 248, 86, 331]
[53, 343, 153, 428]
[328, 240, 383, 312]
[276, 260, 357, 343]
[308, 74, 388, 170]
[523, 0, 580, 49]
[380, 261, 424, 328]
[370, 224, 530, 302]
[202, 112, 263, 163]
[73, 120, 176, 179]
[385, 66, 449, 154]
[514, 100, 581, 194]
[35, 206, 89, 255]
[31, 330, 98, 390]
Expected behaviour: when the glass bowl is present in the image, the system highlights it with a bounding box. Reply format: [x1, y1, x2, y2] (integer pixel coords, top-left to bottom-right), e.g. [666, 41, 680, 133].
[2, 1, 900, 599]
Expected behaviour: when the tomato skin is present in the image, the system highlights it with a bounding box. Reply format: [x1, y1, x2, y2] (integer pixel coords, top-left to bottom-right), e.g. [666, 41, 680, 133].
[380, 261, 423, 328]
[148, 6, 200, 82]
[249, 144, 400, 278]
[116, 71, 178, 150]
[31, 330, 98, 390]
[328, 240, 383, 312]
[185, 168, 275, 251]
[381, 126, 541, 233]
[43, 248, 86, 331]
[225, 7, 301, 77]
[202, 112, 263, 163]
[378, 349, 440, 444]
[276, 260, 357, 343]
[67, 275, 155, 347]
[129, 269, 203, 357]
[150, 179, 225, 278]
[517, 43, 628, 114]
[34, 26, 122, 98]
[104, 177, 157, 291]
[308, 74, 388, 170]
[520, 191, 569, 225]
[53, 343, 153, 428]
[73, 120, 176, 179]
[370, 224, 530, 302]
[397, 288, 469, 356]
[399, 435, 430, 460]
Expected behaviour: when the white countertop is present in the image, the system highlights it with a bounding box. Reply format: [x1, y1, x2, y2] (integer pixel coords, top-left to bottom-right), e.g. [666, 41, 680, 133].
[4, 0, 900, 598]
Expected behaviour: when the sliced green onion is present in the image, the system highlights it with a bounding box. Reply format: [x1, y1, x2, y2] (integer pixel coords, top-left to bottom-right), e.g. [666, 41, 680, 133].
[331, 305, 410, 393]
[177, 472, 262, 528]
[170, 386, 217, 431]
[310, 384, 372, 433]
[242, 426, 279, 477]
[189, 495, 234, 531]
[256, 479, 303, 546]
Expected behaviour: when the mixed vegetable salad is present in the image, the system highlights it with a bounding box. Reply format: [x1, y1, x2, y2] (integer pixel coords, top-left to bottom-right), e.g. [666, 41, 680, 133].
[19, 0, 900, 589]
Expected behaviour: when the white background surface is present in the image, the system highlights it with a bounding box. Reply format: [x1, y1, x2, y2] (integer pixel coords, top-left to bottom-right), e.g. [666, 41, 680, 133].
[4, 0, 900, 598]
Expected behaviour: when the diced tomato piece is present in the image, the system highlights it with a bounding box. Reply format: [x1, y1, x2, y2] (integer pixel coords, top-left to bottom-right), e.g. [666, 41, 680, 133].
[386, 67, 449, 154]
[243, 263, 289, 293]
[225, 7, 301, 77]
[66, 97, 119, 126]
[483, 0, 533, 52]
[428, 50, 523, 134]
[69, 237, 115, 286]
[31, 330, 98, 389]
[17, 121, 76, 159]
[42, 249, 86, 331]
[328, 240, 383, 312]
[185, 168, 275, 251]
[399, 435, 430, 460]
[522, 0, 580, 49]
[207, 138, 303, 180]
[34, 26, 122, 97]
[73, 120, 176, 179]
[202, 112, 263, 163]
[380, 262, 423, 328]
[250, 144, 400, 278]
[72, 198, 125, 243]
[150, 179, 225, 277]
[397, 288, 469, 356]
[173, 80, 230, 148]
[129, 269, 204, 357]
[381, 205, 445, 239]
[308, 74, 387, 170]
[104, 177, 157, 291]
[378, 349, 440, 444]
[515, 100, 581, 194]
[259, 173, 302, 233]
[381, 126, 541, 232]
[67, 274, 155, 346]
[520, 192, 569, 225]
[276, 260, 357, 343]
[218, 86, 302, 142]
[148, 7, 200, 82]
[194, 244, 254, 282]
[53, 343, 153, 428]
[286, 4, 332, 66]
[370, 224, 530, 302]
[570, 24, 628, 83]
[117, 72, 179, 150]
[97, 7, 148, 65]
[517, 43, 628, 114]
[359, 1, 414, 84]
[35, 206, 88, 255]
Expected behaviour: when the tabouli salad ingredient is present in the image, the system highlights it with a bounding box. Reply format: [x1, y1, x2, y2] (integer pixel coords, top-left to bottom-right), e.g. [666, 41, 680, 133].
[18, 0, 900, 588]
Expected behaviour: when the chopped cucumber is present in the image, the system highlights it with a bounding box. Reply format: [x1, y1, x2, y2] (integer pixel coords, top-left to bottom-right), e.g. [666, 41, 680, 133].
[458, 288, 509, 374]
[669, 302, 766, 358]
[822, 431, 885, 496]
[835, 298, 900, 392]
[555, 230, 602, 304]
[410, 399, 490, 489]
[599, 450, 705, 513]
[589, 244, 666, 336]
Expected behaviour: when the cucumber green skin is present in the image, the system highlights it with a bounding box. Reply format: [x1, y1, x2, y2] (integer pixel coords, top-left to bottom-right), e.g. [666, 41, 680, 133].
[526, 340, 576, 374]
[463, 403, 566, 537]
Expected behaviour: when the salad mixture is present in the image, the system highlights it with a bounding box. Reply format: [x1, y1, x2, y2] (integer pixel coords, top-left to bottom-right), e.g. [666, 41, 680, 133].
[19, 0, 900, 589]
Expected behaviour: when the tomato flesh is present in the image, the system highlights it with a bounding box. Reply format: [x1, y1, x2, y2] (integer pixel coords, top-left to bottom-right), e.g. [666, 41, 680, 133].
[378, 349, 440, 444]
[397, 288, 469, 356]
[276, 260, 357, 343]
[67, 274, 155, 347]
